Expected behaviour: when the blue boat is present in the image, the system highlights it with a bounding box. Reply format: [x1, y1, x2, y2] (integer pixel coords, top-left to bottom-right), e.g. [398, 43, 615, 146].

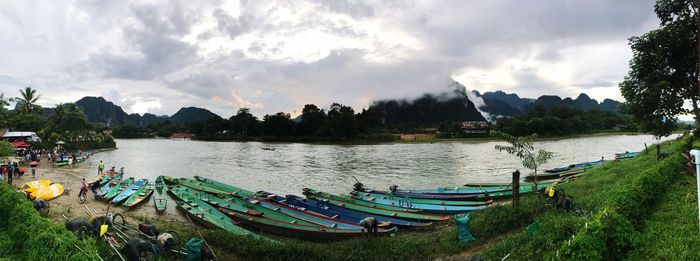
[258, 192, 432, 229]
[241, 197, 363, 230]
[111, 178, 148, 204]
[389, 186, 510, 195]
[96, 175, 122, 197]
[546, 159, 605, 173]
[358, 189, 482, 200]
[351, 194, 486, 214]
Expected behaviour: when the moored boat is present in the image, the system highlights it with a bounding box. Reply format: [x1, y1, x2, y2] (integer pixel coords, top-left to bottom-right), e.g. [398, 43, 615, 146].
[169, 189, 258, 238]
[353, 191, 492, 206]
[153, 176, 167, 212]
[112, 178, 148, 204]
[350, 193, 487, 214]
[96, 175, 123, 198]
[303, 188, 424, 213]
[303, 189, 449, 222]
[615, 151, 639, 160]
[272, 193, 433, 229]
[123, 185, 154, 207]
[102, 177, 135, 200]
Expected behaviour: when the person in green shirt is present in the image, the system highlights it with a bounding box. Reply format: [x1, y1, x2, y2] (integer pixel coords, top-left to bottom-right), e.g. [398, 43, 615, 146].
[98, 160, 105, 175]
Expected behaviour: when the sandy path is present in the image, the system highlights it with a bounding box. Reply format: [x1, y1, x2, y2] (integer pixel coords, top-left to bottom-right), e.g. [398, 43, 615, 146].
[10, 154, 187, 225]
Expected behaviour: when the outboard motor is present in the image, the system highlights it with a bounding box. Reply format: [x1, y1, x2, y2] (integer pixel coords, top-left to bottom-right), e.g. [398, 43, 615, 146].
[353, 182, 365, 192]
[389, 185, 399, 193]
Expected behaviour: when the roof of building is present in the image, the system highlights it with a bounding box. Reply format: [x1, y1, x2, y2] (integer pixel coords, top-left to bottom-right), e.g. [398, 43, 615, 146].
[3, 131, 39, 138]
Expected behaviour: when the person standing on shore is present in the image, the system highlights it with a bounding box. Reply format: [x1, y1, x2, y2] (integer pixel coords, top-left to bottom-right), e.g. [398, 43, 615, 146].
[98, 160, 105, 175]
[30, 160, 38, 178]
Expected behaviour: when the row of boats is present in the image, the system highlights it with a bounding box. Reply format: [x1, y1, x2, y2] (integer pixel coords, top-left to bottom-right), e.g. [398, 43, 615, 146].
[88, 174, 167, 209]
[79, 152, 638, 240]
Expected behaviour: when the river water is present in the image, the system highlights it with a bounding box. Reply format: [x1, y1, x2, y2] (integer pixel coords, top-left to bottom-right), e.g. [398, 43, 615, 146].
[83, 135, 676, 196]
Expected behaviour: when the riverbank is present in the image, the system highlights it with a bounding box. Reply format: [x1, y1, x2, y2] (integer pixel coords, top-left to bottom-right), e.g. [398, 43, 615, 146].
[1, 135, 695, 260]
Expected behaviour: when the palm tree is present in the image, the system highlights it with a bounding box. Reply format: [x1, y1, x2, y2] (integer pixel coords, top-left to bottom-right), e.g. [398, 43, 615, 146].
[13, 86, 42, 114]
[0, 93, 10, 111]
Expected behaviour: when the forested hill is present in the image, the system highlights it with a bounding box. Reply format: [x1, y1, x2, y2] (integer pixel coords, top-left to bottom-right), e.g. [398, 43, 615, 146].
[74, 97, 218, 126]
[366, 91, 486, 129]
[474, 91, 621, 118]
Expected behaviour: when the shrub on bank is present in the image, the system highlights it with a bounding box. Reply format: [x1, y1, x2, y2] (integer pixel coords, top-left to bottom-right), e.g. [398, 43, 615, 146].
[0, 182, 98, 260]
[559, 149, 685, 259]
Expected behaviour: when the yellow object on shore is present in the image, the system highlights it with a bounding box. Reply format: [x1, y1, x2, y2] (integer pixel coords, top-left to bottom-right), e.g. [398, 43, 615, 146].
[30, 183, 64, 200]
[21, 180, 51, 194]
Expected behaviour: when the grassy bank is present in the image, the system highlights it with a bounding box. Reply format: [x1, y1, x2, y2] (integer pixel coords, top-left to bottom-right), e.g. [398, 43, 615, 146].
[0, 182, 98, 260]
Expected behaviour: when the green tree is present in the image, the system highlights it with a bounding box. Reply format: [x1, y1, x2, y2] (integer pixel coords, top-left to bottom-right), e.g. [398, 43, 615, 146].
[13, 86, 42, 115]
[327, 103, 358, 139]
[619, 0, 698, 137]
[494, 132, 554, 191]
[230, 108, 259, 136]
[0, 140, 12, 157]
[51, 103, 89, 132]
[296, 104, 327, 136]
[261, 112, 294, 137]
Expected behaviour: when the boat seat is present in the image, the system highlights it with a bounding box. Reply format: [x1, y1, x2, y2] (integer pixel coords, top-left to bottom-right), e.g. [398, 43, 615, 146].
[246, 210, 262, 216]
[331, 214, 339, 219]
[330, 224, 337, 228]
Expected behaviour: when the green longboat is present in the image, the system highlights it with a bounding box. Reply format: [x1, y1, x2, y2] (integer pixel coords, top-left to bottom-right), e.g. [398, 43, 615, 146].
[102, 177, 135, 200]
[303, 189, 448, 222]
[153, 176, 167, 212]
[353, 191, 492, 206]
[193, 176, 256, 198]
[169, 189, 260, 239]
[123, 185, 154, 207]
[523, 167, 588, 182]
[162, 176, 253, 197]
[303, 188, 424, 213]
[171, 185, 319, 227]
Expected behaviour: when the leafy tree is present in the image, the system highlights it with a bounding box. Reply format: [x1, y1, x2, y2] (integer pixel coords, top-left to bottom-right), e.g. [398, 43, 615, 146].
[494, 132, 554, 190]
[296, 104, 327, 136]
[230, 108, 259, 136]
[619, 0, 698, 137]
[327, 103, 358, 139]
[0, 93, 10, 111]
[261, 112, 294, 137]
[52, 103, 90, 132]
[0, 141, 12, 157]
[8, 114, 47, 132]
[12, 86, 42, 115]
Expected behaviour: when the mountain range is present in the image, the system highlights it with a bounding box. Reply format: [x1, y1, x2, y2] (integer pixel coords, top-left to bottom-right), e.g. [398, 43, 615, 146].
[73, 97, 220, 127]
[474, 90, 621, 121]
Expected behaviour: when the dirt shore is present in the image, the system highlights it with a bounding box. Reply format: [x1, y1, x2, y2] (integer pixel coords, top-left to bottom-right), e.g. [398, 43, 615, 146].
[9, 154, 187, 226]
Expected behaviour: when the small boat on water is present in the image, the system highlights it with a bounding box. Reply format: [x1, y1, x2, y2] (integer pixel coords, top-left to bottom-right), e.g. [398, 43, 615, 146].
[303, 188, 423, 213]
[350, 193, 487, 214]
[30, 183, 64, 200]
[524, 168, 587, 182]
[21, 180, 51, 194]
[112, 178, 148, 204]
[615, 151, 639, 160]
[123, 185, 154, 207]
[270, 193, 433, 229]
[544, 159, 605, 173]
[102, 177, 135, 201]
[153, 176, 167, 212]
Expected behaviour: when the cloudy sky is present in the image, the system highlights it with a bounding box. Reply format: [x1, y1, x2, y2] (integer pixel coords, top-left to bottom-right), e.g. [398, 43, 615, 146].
[0, 0, 658, 117]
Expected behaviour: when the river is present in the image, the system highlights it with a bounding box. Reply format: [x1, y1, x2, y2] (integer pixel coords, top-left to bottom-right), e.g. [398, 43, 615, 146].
[83, 134, 676, 196]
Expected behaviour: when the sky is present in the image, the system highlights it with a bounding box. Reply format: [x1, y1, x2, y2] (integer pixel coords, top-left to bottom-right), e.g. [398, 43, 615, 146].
[0, 0, 659, 118]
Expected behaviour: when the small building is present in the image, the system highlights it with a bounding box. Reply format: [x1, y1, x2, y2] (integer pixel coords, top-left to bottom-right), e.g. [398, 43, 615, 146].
[460, 121, 489, 134]
[170, 133, 195, 140]
[0, 130, 41, 142]
[398, 133, 436, 140]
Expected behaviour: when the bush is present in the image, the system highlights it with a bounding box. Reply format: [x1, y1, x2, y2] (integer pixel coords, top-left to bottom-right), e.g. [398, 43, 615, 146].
[0, 182, 98, 260]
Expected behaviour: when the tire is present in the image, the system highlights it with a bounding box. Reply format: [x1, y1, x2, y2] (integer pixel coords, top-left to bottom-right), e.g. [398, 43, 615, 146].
[112, 213, 126, 230]
[75, 226, 91, 239]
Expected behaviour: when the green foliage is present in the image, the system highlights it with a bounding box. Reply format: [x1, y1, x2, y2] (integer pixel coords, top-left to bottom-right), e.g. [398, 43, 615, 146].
[494, 132, 554, 188]
[0, 182, 98, 259]
[51, 103, 90, 132]
[619, 0, 698, 136]
[496, 105, 635, 136]
[0, 141, 12, 157]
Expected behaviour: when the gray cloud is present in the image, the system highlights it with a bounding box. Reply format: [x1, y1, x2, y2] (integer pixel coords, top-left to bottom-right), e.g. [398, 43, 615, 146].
[0, 0, 658, 117]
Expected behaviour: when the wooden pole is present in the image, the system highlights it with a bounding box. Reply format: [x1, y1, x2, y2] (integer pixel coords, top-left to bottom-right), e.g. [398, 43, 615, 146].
[512, 170, 520, 207]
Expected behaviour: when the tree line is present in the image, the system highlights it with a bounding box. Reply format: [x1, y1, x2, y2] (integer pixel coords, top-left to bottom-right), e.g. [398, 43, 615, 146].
[0, 87, 115, 149]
